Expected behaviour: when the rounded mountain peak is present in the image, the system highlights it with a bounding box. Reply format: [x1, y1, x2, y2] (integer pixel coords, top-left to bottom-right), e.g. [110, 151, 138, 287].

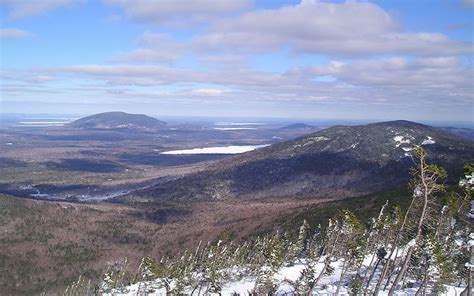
[69, 111, 167, 130]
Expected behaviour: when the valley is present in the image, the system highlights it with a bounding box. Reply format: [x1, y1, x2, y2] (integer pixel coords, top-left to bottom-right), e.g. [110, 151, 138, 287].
[0, 112, 472, 294]
[2, 2, 472, 294]
[0, 113, 320, 201]
[0, 189, 411, 294]
[0, 193, 326, 294]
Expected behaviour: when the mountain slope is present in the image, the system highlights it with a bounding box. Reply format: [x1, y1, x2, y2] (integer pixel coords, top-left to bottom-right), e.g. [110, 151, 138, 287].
[123, 120, 474, 202]
[69, 112, 167, 130]
[278, 123, 315, 130]
[440, 126, 474, 141]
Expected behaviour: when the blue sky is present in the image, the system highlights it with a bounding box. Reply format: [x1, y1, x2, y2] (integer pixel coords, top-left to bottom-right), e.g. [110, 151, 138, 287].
[0, 0, 473, 122]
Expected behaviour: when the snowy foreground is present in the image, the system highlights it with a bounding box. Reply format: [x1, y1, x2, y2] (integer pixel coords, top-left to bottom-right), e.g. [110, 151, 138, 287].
[101, 158, 472, 296]
[105, 256, 466, 295]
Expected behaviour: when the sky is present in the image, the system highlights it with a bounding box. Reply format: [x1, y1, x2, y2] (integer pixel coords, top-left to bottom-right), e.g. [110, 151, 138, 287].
[0, 0, 473, 122]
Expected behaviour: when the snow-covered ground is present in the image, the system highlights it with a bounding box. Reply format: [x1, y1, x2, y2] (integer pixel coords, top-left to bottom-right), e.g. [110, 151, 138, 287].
[393, 136, 411, 148]
[421, 136, 436, 145]
[105, 256, 466, 295]
[160, 145, 269, 155]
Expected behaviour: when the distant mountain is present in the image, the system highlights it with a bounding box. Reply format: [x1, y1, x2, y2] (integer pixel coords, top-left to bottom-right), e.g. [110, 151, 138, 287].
[123, 120, 474, 202]
[440, 127, 474, 141]
[69, 112, 167, 130]
[278, 123, 315, 130]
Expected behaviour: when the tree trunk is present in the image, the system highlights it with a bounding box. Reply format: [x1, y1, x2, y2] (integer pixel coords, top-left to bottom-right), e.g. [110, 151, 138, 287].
[389, 155, 430, 295]
[375, 184, 418, 295]
[311, 259, 329, 290]
[373, 252, 392, 295]
[310, 231, 342, 290]
[468, 245, 473, 296]
[362, 252, 376, 283]
[335, 259, 347, 296]
[383, 264, 395, 292]
[415, 271, 427, 296]
[364, 258, 381, 295]
[388, 241, 415, 295]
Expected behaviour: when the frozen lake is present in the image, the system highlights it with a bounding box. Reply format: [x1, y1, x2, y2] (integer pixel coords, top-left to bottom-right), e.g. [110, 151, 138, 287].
[160, 144, 270, 155]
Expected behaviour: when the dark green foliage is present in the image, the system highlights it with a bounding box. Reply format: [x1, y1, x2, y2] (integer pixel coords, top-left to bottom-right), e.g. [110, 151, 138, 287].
[294, 264, 316, 294]
[350, 274, 364, 295]
[277, 188, 412, 236]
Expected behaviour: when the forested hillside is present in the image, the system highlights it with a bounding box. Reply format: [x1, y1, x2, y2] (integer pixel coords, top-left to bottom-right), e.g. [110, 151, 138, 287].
[67, 148, 473, 295]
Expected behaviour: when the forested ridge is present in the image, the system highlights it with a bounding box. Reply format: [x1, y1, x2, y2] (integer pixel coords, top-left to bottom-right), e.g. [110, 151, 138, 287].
[65, 148, 473, 295]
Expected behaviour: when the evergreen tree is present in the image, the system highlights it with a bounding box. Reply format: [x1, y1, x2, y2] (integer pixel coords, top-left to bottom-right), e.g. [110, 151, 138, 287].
[252, 266, 277, 294]
[264, 233, 285, 271]
[389, 147, 447, 294]
[333, 209, 365, 296]
[294, 263, 316, 294]
[290, 219, 310, 260]
[92, 156, 471, 296]
[311, 217, 343, 289]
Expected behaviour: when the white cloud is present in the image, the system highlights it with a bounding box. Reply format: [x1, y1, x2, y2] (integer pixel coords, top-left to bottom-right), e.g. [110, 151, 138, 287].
[194, 0, 472, 57]
[191, 88, 227, 96]
[0, 0, 85, 18]
[2, 55, 472, 120]
[4, 54, 471, 109]
[111, 32, 184, 63]
[104, 0, 252, 26]
[197, 54, 247, 67]
[0, 28, 32, 39]
[302, 57, 471, 89]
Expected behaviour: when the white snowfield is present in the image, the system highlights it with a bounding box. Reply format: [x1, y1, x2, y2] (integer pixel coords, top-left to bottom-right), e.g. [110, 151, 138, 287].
[307, 136, 330, 142]
[105, 255, 465, 296]
[392, 136, 411, 148]
[18, 121, 68, 124]
[16, 119, 75, 127]
[160, 145, 269, 155]
[393, 135, 436, 150]
[421, 136, 436, 145]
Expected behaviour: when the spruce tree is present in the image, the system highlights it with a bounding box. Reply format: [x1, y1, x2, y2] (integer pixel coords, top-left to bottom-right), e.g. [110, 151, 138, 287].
[389, 147, 447, 294]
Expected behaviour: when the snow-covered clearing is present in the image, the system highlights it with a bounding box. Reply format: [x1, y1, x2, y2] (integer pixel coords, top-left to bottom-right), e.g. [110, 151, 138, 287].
[105, 256, 466, 295]
[421, 136, 436, 145]
[392, 136, 411, 148]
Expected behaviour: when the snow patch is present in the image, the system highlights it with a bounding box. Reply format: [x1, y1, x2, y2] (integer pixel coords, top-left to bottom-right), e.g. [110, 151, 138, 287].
[116, 124, 134, 128]
[350, 142, 359, 149]
[393, 136, 411, 148]
[309, 136, 330, 142]
[421, 136, 436, 145]
[300, 136, 330, 147]
[221, 278, 255, 294]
